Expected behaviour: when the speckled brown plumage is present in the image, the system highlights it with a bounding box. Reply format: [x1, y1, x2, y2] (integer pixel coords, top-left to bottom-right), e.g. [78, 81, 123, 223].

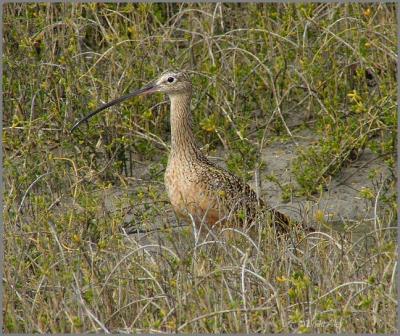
[72, 70, 295, 233]
[162, 71, 292, 232]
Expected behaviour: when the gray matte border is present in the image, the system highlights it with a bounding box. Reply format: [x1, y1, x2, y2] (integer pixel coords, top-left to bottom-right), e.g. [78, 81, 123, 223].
[0, 1, 398, 335]
[0, 1, 3, 333]
[397, 3, 400, 335]
[1, 0, 399, 3]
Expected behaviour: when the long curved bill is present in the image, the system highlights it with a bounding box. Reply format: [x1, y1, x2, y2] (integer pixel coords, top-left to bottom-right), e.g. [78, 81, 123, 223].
[70, 83, 157, 132]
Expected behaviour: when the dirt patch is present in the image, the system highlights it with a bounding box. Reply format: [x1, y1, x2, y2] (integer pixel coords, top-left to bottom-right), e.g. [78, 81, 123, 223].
[95, 128, 394, 240]
[259, 133, 393, 224]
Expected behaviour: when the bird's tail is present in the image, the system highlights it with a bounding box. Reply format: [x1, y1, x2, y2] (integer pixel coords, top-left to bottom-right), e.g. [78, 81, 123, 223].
[271, 209, 315, 234]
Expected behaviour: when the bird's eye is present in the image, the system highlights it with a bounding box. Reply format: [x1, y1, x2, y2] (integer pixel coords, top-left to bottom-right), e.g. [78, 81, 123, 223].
[167, 77, 175, 83]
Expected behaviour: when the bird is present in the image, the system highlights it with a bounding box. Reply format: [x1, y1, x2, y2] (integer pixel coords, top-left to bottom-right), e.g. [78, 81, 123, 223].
[71, 70, 295, 234]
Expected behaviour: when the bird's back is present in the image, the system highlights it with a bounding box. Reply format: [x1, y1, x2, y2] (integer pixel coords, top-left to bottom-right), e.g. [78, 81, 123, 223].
[165, 152, 291, 232]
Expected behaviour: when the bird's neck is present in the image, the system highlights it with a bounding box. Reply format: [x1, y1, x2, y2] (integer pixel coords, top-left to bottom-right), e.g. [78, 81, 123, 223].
[169, 93, 201, 160]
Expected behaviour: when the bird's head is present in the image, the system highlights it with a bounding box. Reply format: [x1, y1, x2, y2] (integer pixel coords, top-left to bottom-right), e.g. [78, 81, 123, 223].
[153, 70, 192, 96]
[70, 70, 191, 132]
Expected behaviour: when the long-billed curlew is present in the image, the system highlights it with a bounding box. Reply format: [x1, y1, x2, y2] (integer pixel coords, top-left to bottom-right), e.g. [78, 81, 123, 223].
[71, 70, 294, 233]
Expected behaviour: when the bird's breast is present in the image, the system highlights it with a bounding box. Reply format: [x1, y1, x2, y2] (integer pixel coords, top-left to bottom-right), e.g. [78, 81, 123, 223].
[164, 160, 222, 226]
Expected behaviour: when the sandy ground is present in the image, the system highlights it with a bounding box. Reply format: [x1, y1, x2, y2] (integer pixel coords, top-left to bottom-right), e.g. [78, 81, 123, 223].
[96, 129, 394, 246]
[258, 133, 392, 223]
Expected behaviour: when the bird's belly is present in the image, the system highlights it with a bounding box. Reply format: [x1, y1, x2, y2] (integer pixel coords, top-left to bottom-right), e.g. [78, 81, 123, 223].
[164, 167, 224, 226]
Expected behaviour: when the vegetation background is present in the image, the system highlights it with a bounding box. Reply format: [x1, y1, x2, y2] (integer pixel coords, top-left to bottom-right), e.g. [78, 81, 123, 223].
[3, 2, 397, 333]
